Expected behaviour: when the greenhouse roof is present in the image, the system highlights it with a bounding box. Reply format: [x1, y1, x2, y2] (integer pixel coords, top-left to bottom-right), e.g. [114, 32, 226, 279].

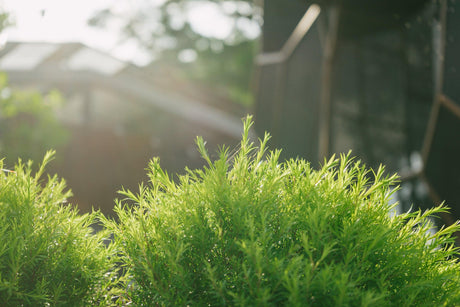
[0, 42, 126, 75]
[0, 41, 243, 138]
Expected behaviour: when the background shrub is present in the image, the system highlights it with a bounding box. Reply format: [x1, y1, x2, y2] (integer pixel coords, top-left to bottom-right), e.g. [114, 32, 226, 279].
[0, 151, 121, 306]
[106, 117, 460, 306]
[0, 73, 68, 163]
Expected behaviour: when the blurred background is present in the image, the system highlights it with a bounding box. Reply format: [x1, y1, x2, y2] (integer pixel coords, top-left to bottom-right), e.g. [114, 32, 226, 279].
[0, 0, 257, 216]
[0, 0, 458, 239]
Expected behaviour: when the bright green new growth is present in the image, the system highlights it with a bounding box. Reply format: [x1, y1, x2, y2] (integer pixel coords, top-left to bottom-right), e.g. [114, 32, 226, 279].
[0, 151, 121, 306]
[107, 117, 460, 306]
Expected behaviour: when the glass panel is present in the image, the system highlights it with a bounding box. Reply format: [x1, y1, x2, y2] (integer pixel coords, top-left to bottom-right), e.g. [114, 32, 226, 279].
[66, 47, 126, 76]
[0, 43, 58, 70]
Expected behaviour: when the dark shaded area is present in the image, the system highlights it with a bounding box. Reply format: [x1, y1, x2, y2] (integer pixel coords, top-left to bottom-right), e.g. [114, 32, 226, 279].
[333, 0, 430, 37]
[254, 21, 322, 161]
[443, 0, 460, 105]
[261, 0, 310, 52]
[254, 0, 460, 230]
[425, 106, 460, 220]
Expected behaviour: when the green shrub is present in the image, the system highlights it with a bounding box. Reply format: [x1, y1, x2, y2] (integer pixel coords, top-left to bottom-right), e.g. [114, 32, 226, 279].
[106, 117, 460, 306]
[0, 151, 121, 306]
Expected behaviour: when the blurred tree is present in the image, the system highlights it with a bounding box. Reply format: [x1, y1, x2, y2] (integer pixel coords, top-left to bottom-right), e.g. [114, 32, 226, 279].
[88, 0, 262, 106]
[0, 9, 11, 33]
[0, 10, 68, 163]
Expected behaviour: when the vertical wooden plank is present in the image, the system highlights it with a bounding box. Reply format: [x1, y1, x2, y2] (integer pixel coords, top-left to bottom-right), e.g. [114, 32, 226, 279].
[318, 5, 340, 160]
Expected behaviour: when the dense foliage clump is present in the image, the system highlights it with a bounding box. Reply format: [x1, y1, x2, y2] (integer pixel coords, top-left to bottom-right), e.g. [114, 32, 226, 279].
[106, 117, 460, 306]
[0, 151, 121, 306]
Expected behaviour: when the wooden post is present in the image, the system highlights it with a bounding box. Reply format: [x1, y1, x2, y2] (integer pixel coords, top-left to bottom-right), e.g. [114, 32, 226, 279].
[318, 5, 340, 161]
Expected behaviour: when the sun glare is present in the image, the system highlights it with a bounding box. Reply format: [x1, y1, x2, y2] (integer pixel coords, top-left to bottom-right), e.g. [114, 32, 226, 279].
[1, 0, 257, 65]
